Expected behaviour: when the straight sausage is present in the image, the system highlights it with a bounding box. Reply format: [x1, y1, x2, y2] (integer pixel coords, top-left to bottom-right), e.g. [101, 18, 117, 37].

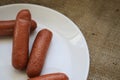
[12, 9, 31, 70]
[28, 73, 69, 80]
[0, 20, 36, 36]
[26, 29, 52, 78]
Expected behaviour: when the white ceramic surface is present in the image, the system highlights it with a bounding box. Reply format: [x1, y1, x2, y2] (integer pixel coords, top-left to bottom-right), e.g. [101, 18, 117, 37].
[0, 4, 89, 80]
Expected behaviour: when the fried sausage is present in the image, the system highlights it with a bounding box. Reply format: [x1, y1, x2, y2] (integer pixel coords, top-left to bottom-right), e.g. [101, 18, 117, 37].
[12, 9, 31, 70]
[26, 29, 52, 78]
[28, 73, 69, 80]
[0, 20, 37, 36]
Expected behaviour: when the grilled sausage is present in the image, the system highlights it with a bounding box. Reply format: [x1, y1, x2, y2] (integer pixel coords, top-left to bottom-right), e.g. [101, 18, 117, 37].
[0, 20, 37, 36]
[28, 73, 69, 80]
[26, 29, 52, 78]
[12, 9, 31, 70]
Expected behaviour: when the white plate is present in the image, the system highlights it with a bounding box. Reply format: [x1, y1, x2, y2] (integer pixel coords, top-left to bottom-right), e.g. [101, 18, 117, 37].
[0, 4, 89, 80]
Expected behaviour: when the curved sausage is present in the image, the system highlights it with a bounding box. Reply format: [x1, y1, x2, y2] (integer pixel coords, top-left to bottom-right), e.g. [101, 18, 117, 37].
[28, 73, 69, 80]
[0, 20, 37, 36]
[12, 9, 31, 70]
[26, 29, 52, 78]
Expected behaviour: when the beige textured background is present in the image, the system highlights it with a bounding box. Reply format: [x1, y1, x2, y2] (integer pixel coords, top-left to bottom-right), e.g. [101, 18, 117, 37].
[0, 0, 120, 80]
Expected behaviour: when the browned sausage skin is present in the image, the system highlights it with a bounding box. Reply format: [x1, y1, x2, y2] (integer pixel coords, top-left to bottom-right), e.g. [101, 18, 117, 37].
[12, 9, 31, 70]
[28, 73, 69, 80]
[26, 29, 53, 78]
[0, 19, 37, 36]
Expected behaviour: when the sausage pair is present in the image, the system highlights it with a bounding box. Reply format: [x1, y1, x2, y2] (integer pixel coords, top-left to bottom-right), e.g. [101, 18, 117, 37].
[12, 9, 52, 73]
[12, 10, 52, 71]
[12, 9, 52, 75]
[12, 9, 69, 80]
[26, 29, 69, 80]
